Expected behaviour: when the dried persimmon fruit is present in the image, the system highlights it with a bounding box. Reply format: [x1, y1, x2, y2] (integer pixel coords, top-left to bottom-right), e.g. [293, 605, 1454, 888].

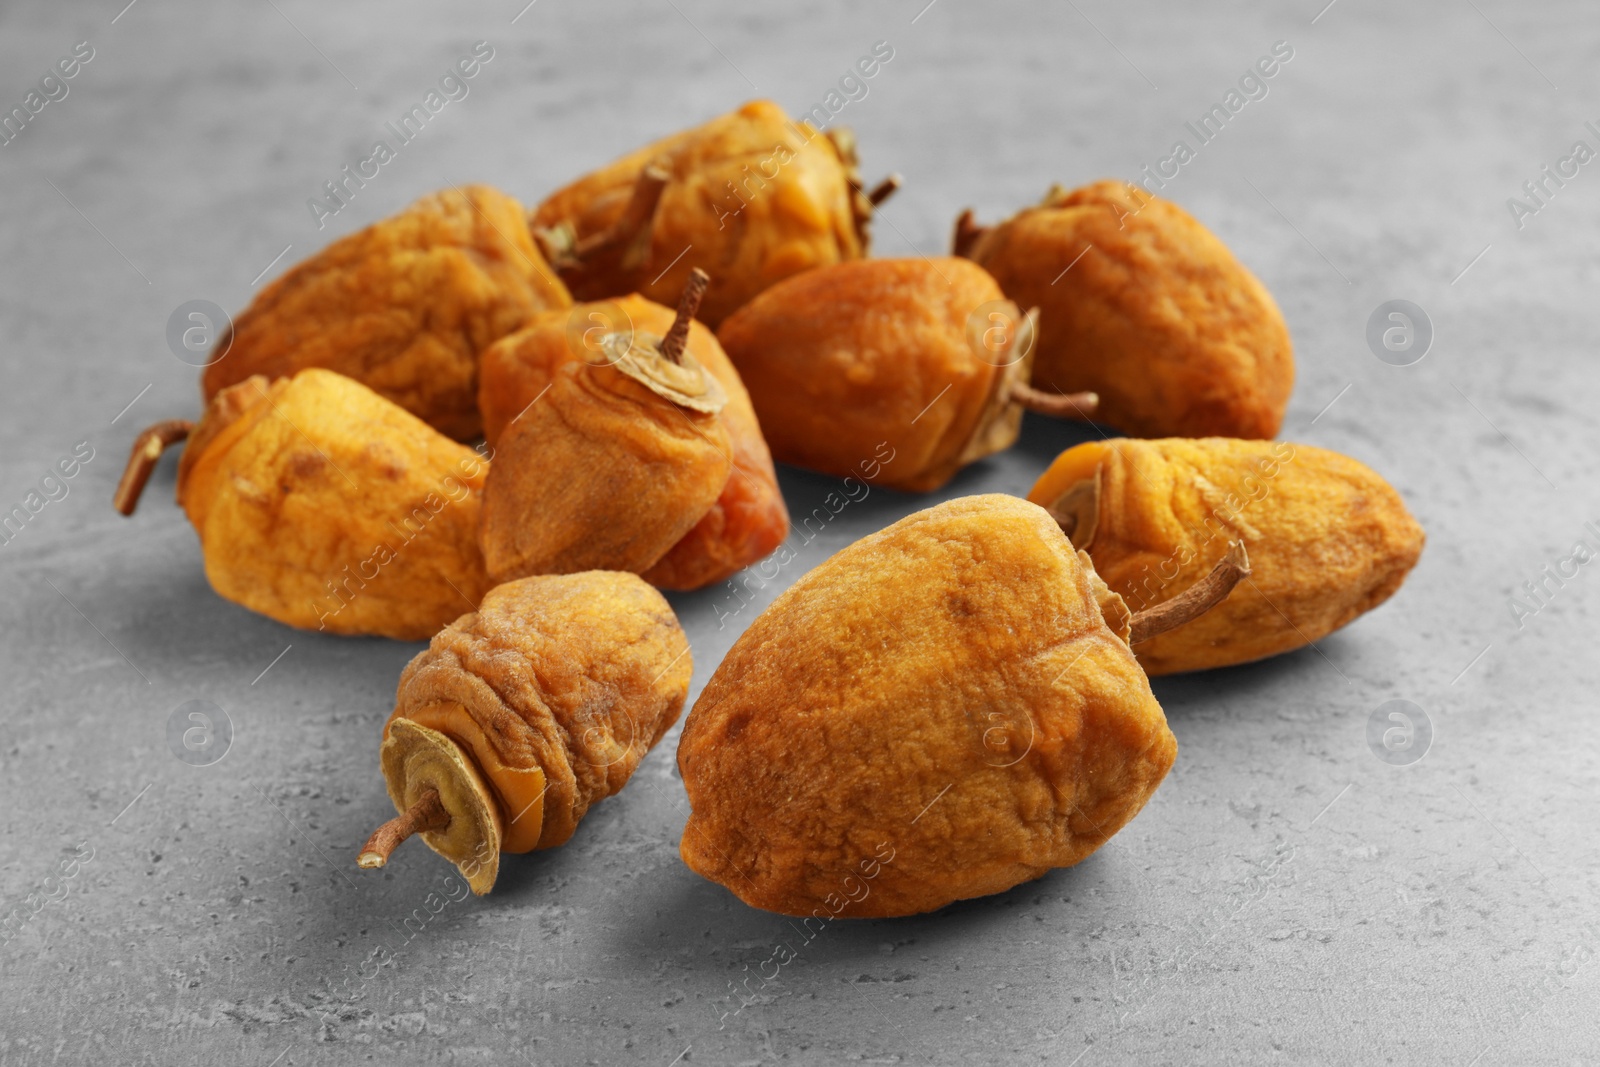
[1028, 437, 1425, 675]
[479, 288, 787, 591]
[358, 572, 690, 894]
[715, 257, 1096, 493]
[677, 494, 1250, 918]
[956, 181, 1293, 439]
[203, 185, 571, 441]
[532, 100, 896, 328]
[479, 271, 734, 582]
[114, 369, 490, 640]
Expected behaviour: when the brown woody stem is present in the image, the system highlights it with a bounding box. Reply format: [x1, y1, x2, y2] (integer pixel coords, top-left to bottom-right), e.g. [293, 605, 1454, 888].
[660, 267, 710, 365]
[1009, 383, 1099, 421]
[867, 174, 902, 207]
[952, 208, 989, 258]
[1128, 541, 1251, 645]
[113, 419, 194, 516]
[572, 164, 670, 260]
[358, 789, 450, 870]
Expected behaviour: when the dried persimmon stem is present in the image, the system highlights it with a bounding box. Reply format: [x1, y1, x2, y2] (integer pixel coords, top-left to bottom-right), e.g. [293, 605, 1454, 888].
[1128, 541, 1252, 645]
[952, 208, 988, 258]
[113, 419, 194, 517]
[867, 174, 902, 207]
[660, 267, 710, 365]
[572, 163, 670, 260]
[1009, 383, 1099, 421]
[357, 789, 450, 870]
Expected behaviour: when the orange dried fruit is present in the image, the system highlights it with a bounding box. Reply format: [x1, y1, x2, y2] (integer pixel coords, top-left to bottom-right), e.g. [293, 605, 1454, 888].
[1028, 437, 1425, 675]
[532, 100, 895, 328]
[956, 181, 1293, 439]
[478, 289, 787, 590]
[678, 494, 1249, 918]
[479, 271, 734, 583]
[715, 257, 1096, 493]
[113, 369, 490, 640]
[358, 572, 690, 894]
[203, 185, 571, 441]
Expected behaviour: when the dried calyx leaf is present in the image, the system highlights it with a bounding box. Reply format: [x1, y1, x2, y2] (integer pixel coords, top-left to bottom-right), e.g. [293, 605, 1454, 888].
[983, 307, 1095, 422]
[368, 718, 504, 894]
[601, 269, 728, 415]
[1046, 470, 1101, 549]
[1080, 549, 1132, 643]
[826, 126, 898, 248]
[113, 419, 195, 516]
[952, 184, 1079, 259]
[954, 304, 1092, 472]
[951, 207, 989, 259]
[955, 303, 1036, 469]
[1050, 476, 1248, 648]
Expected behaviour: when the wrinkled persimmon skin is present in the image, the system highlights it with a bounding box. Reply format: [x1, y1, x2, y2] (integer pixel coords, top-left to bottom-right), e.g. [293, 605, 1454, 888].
[678, 495, 1177, 918]
[1028, 438, 1425, 675]
[533, 100, 866, 327]
[384, 573, 690, 855]
[204, 185, 571, 441]
[480, 360, 733, 583]
[176, 370, 490, 640]
[478, 294, 787, 590]
[963, 181, 1293, 439]
[717, 258, 1021, 493]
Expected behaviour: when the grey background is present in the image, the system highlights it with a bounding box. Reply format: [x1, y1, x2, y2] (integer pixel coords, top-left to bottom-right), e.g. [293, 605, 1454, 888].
[0, 0, 1594, 1063]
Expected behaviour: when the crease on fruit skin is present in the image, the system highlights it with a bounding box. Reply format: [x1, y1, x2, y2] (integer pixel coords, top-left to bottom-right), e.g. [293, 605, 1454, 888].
[380, 573, 692, 892]
[204, 185, 571, 441]
[676, 494, 1176, 918]
[175, 369, 491, 640]
[1028, 437, 1425, 675]
[480, 356, 733, 583]
[960, 179, 1293, 440]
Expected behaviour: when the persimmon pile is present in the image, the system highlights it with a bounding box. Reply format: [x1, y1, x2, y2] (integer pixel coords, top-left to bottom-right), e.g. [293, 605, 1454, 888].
[111, 100, 1425, 917]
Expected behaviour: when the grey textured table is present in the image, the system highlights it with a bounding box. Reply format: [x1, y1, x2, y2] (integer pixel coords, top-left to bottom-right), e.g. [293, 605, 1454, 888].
[1, 1, 1595, 1063]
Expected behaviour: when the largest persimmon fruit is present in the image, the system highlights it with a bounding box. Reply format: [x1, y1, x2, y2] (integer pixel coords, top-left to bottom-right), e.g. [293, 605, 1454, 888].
[677, 495, 1199, 918]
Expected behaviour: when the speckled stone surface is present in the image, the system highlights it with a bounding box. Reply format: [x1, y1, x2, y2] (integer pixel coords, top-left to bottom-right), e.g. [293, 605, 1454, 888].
[1, 0, 1596, 1063]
